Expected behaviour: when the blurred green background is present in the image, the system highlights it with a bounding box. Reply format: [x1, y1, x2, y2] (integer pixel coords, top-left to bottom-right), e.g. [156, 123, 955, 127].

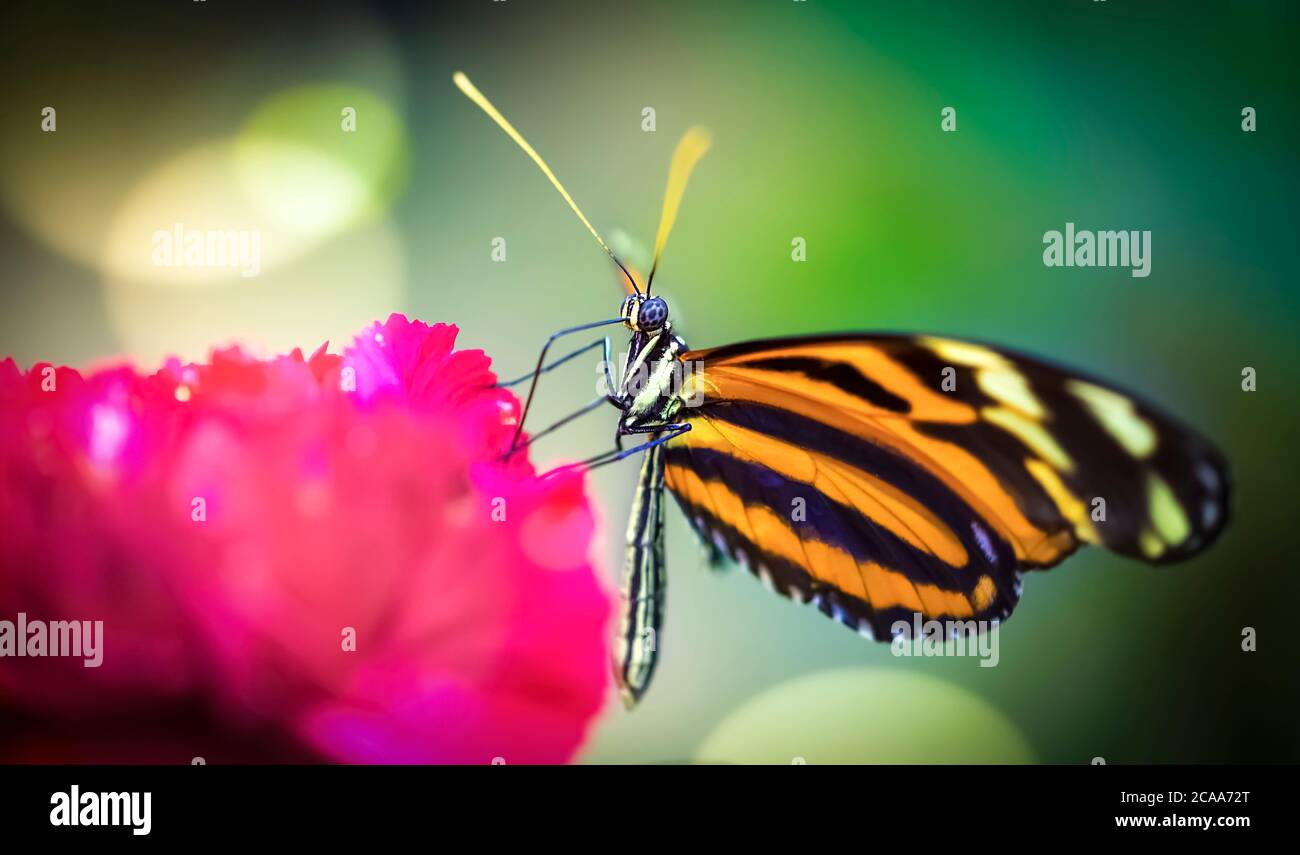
[1, 0, 1295, 763]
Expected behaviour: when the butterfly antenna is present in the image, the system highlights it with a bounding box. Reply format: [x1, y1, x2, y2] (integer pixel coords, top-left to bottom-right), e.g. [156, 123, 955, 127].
[453, 71, 640, 295]
[645, 126, 712, 295]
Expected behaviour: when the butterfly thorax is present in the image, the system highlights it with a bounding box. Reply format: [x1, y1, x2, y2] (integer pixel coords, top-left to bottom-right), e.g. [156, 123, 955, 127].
[620, 323, 690, 431]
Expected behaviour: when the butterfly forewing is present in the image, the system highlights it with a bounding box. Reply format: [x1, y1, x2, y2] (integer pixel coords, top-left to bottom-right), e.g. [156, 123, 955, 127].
[664, 333, 1229, 639]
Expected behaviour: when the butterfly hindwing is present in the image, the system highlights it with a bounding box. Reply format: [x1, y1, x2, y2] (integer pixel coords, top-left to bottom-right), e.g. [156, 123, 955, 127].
[664, 333, 1228, 639]
[662, 421, 1023, 640]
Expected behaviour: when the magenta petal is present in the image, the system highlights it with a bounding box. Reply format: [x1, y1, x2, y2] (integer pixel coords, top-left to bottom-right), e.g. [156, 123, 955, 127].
[0, 320, 612, 764]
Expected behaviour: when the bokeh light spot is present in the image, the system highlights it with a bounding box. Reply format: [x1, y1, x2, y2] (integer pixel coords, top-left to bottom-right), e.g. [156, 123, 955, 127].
[237, 84, 409, 237]
[695, 667, 1036, 764]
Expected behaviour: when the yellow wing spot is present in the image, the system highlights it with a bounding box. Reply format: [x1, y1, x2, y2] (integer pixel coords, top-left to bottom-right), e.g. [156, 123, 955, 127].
[981, 406, 1075, 473]
[921, 338, 1005, 369]
[922, 338, 1050, 420]
[978, 366, 1046, 418]
[972, 574, 997, 611]
[1148, 472, 1191, 547]
[1139, 529, 1166, 560]
[1024, 458, 1099, 545]
[1067, 380, 1157, 459]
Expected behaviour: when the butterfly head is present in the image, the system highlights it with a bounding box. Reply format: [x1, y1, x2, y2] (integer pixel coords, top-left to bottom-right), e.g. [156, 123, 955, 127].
[620, 294, 669, 334]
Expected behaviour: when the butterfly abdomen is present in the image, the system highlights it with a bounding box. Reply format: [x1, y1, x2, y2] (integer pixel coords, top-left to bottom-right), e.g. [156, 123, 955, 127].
[615, 443, 669, 707]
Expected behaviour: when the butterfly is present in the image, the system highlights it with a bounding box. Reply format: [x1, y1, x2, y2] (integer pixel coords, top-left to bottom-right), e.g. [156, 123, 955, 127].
[453, 72, 1231, 707]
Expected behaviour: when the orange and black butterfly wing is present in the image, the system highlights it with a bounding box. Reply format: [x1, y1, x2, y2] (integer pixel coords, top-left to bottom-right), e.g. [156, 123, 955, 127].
[664, 333, 1229, 639]
[663, 408, 1024, 637]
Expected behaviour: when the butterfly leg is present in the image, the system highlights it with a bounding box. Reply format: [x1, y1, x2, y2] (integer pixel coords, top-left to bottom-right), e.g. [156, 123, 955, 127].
[505, 318, 626, 453]
[496, 335, 615, 392]
[503, 394, 609, 459]
[540, 423, 690, 478]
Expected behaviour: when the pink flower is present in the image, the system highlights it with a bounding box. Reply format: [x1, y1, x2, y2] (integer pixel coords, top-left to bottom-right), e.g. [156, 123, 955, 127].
[0, 315, 612, 763]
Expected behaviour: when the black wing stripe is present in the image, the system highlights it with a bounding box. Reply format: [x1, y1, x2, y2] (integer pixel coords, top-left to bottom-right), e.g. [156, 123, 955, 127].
[1025, 374, 1229, 562]
[689, 402, 1021, 576]
[713, 335, 1228, 564]
[879, 336, 1230, 561]
[665, 444, 1011, 595]
[668, 488, 1019, 641]
[913, 420, 1086, 566]
[738, 356, 911, 413]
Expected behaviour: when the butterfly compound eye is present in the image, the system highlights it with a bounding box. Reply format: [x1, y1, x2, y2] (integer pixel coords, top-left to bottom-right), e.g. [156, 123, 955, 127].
[638, 297, 669, 331]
